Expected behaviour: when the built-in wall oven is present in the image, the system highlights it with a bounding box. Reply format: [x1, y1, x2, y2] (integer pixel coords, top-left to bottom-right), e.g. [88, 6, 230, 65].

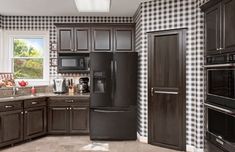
[205, 53, 235, 152]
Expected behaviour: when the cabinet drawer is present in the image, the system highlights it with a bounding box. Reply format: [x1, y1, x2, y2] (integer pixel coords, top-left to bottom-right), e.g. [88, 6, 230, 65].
[48, 97, 89, 106]
[24, 98, 46, 108]
[0, 101, 23, 112]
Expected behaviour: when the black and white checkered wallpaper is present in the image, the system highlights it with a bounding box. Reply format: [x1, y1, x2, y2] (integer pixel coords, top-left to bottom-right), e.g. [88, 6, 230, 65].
[1, 16, 133, 78]
[0, 15, 2, 29]
[134, 0, 209, 150]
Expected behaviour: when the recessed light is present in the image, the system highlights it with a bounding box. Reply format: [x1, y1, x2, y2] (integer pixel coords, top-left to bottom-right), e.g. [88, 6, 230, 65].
[75, 0, 111, 12]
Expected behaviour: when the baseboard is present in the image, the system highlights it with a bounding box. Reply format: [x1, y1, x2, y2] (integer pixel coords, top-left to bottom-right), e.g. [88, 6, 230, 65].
[186, 145, 204, 152]
[137, 133, 148, 143]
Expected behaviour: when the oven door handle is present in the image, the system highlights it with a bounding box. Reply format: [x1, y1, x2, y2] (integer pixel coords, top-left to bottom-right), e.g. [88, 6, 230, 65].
[204, 63, 235, 68]
[204, 103, 235, 115]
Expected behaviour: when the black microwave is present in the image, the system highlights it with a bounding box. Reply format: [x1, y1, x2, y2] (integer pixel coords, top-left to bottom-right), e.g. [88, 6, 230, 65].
[58, 54, 90, 72]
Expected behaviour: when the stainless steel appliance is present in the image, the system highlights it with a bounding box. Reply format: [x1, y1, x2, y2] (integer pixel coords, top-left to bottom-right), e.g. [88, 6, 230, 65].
[53, 78, 67, 94]
[77, 77, 89, 93]
[90, 52, 137, 140]
[205, 53, 235, 152]
[58, 54, 89, 72]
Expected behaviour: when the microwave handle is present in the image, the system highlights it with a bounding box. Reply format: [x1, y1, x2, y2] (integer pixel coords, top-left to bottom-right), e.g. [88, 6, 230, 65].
[204, 63, 235, 68]
[204, 103, 235, 115]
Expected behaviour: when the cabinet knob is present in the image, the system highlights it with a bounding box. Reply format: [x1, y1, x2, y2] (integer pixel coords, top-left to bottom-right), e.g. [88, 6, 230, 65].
[32, 101, 38, 105]
[25, 111, 28, 114]
[21, 111, 24, 115]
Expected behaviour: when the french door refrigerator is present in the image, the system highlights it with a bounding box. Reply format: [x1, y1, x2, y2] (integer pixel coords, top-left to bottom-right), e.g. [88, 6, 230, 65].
[90, 52, 137, 140]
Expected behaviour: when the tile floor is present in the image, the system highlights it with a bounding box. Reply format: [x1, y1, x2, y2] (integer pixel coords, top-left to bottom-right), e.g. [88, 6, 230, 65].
[0, 136, 182, 152]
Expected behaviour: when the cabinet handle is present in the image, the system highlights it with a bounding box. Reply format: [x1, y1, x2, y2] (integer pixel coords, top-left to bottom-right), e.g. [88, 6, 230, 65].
[70, 108, 72, 110]
[65, 100, 74, 103]
[4, 105, 13, 108]
[73, 108, 87, 110]
[21, 111, 24, 115]
[31, 101, 38, 105]
[25, 111, 28, 114]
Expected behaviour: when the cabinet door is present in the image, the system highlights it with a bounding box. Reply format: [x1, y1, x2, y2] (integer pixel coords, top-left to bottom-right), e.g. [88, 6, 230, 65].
[92, 28, 112, 52]
[24, 106, 47, 139]
[114, 28, 134, 52]
[222, 0, 235, 53]
[74, 27, 91, 52]
[58, 28, 74, 52]
[48, 107, 68, 134]
[113, 52, 138, 107]
[90, 52, 113, 107]
[69, 106, 89, 134]
[0, 110, 23, 147]
[205, 3, 221, 55]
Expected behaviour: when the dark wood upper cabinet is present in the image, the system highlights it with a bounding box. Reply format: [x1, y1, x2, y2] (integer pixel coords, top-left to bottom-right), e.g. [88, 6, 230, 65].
[57, 26, 90, 53]
[201, 0, 235, 55]
[223, 0, 235, 52]
[74, 27, 91, 52]
[58, 28, 74, 52]
[56, 24, 135, 53]
[114, 28, 134, 52]
[92, 27, 113, 52]
[204, 3, 221, 55]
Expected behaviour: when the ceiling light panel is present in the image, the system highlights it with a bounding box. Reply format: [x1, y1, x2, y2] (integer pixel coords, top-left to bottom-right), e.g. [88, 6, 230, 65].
[75, 0, 110, 12]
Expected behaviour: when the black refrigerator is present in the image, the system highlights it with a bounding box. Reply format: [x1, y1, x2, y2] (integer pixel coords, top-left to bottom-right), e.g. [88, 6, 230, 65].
[90, 52, 137, 140]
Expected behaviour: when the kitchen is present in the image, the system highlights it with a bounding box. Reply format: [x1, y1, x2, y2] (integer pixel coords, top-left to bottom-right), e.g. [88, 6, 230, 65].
[0, 0, 234, 152]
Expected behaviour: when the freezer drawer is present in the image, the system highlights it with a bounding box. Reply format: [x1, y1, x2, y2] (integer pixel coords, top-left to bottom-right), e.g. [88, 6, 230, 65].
[90, 107, 137, 140]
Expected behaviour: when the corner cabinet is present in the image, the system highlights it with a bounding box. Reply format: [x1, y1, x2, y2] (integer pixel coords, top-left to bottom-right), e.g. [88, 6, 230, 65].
[48, 97, 89, 135]
[201, 0, 235, 55]
[55, 24, 135, 53]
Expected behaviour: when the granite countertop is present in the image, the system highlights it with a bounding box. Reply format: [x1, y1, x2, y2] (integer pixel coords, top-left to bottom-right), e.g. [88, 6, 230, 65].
[0, 93, 90, 102]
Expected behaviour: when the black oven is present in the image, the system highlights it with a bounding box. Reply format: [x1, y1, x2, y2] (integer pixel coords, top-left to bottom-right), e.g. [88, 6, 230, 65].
[206, 53, 235, 109]
[58, 54, 89, 72]
[205, 53, 235, 152]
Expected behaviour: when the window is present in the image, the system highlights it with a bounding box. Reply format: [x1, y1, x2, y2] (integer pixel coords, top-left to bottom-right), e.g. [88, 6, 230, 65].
[1, 31, 49, 86]
[13, 38, 44, 79]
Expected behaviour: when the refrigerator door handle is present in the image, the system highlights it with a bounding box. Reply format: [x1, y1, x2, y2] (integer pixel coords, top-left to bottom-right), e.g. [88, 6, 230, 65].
[111, 60, 114, 75]
[115, 61, 117, 76]
[94, 109, 129, 113]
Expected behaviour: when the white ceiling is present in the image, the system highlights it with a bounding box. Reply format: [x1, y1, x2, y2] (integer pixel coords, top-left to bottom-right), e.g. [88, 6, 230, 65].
[0, 0, 145, 17]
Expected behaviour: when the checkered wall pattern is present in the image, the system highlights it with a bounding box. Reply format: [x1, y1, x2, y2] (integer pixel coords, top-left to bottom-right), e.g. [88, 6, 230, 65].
[1, 16, 133, 78]
[134, 0, 209, 149]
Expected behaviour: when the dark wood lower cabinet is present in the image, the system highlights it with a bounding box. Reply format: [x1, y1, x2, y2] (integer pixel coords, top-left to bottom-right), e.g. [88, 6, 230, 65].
[47, 97, 90, 135]
[0, 109, 24, 147]
[70, 106, 89, 134]
[48, 107, 69, 134]
[24, 106, 47, 139]
[0, 96, 90, 148]
[48, 106, 89, 134]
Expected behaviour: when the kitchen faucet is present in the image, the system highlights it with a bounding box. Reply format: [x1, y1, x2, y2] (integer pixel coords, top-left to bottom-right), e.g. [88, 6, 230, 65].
[12, 86, 18, 96]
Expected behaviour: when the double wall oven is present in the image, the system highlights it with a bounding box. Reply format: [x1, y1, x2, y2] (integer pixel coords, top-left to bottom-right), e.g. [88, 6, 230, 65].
[205, 53, 235, 152]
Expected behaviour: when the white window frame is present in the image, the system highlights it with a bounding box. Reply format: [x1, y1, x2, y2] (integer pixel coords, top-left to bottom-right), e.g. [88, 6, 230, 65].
[1, 31, 50, 86]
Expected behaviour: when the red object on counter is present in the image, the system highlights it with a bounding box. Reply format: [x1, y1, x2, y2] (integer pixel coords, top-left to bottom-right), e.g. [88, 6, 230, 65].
[31, 86, 36, 94]
[18, 80, 28, 87]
